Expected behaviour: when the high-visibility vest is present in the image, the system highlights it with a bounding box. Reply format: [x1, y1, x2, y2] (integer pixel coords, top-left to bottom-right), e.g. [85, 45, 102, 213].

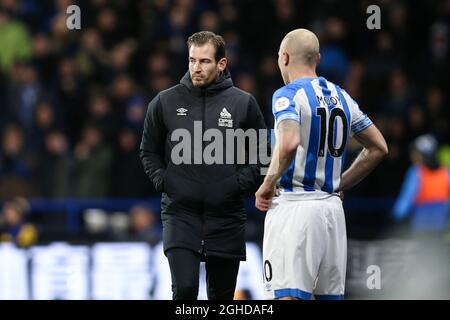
[416, 166, 450, 204]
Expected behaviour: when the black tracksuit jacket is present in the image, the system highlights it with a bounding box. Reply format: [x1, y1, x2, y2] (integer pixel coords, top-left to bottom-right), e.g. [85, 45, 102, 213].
[140, 69, 267, 260]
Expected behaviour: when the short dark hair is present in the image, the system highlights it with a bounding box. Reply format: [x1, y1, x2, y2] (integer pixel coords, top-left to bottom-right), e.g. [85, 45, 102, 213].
[187, 31, 226, 62]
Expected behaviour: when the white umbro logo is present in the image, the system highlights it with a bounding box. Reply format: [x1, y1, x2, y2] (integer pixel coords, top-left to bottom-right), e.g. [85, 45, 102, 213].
[176, 107, 188, 116]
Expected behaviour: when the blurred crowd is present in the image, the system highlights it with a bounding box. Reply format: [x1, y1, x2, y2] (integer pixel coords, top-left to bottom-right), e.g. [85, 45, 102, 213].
[0, 0, 448, 202]
[0, 196, 163, 246]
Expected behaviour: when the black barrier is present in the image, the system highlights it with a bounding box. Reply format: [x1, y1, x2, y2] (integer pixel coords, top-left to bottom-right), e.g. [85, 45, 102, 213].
[0, 196, 395, 233]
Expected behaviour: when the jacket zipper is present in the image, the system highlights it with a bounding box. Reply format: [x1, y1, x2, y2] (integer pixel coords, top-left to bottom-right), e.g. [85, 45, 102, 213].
[200, 89, 206, 256]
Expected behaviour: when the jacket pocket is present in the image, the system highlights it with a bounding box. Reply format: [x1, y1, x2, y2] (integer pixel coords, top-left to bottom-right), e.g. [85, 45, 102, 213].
[232, 172, 244, 195]
[162, 162, 175, 195]
[163, 163, 203, 206]
[152, 168, 166, 193]
[204, 174, 242, 212]
[235, 170, 246, 194]
[235, 165, 261, 195]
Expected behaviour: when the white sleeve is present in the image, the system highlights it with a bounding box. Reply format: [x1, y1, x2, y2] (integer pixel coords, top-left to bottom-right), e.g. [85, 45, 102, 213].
[342, 90, 373, 135]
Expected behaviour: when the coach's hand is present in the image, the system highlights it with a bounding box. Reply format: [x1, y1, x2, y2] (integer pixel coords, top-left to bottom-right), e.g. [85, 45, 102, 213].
[255, 181, 276, 212]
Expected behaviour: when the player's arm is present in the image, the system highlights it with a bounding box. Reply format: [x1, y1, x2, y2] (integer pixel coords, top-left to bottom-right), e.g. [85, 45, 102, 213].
[140, 94, 167, 192]
[265, 120, 300, 185]
[339, 124, 388, 192]
[255, 119, 300, 211]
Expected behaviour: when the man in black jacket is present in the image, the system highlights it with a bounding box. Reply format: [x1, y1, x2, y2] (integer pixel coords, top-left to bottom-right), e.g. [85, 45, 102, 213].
[140, 31, 267, 300]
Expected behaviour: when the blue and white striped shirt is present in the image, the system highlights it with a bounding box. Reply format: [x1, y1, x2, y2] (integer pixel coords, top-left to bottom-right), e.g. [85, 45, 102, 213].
[272, 76, 373, 198]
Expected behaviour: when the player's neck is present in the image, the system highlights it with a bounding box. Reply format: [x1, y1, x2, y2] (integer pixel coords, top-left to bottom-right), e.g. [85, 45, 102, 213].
[287, 67, 317, 84]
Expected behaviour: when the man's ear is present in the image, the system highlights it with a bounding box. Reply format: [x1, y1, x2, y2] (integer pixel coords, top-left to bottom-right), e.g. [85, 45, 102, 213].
[316, 53, 321, 66]
[283, 52, 289, 66]
[217, 57, 227, 72]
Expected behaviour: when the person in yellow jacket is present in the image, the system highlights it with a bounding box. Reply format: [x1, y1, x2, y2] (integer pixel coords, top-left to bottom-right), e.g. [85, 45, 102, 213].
[0, 197, 37, 247]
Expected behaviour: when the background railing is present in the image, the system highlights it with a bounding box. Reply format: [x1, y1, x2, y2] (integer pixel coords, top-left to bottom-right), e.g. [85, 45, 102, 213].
[2, 196, 397, 234]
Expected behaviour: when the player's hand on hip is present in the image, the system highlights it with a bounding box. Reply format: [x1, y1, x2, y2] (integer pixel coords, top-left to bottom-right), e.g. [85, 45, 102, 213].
[255, 182, 276, 212]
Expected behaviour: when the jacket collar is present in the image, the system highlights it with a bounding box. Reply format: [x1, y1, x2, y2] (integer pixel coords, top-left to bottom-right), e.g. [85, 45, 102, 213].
[180, 68, 233, 96]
